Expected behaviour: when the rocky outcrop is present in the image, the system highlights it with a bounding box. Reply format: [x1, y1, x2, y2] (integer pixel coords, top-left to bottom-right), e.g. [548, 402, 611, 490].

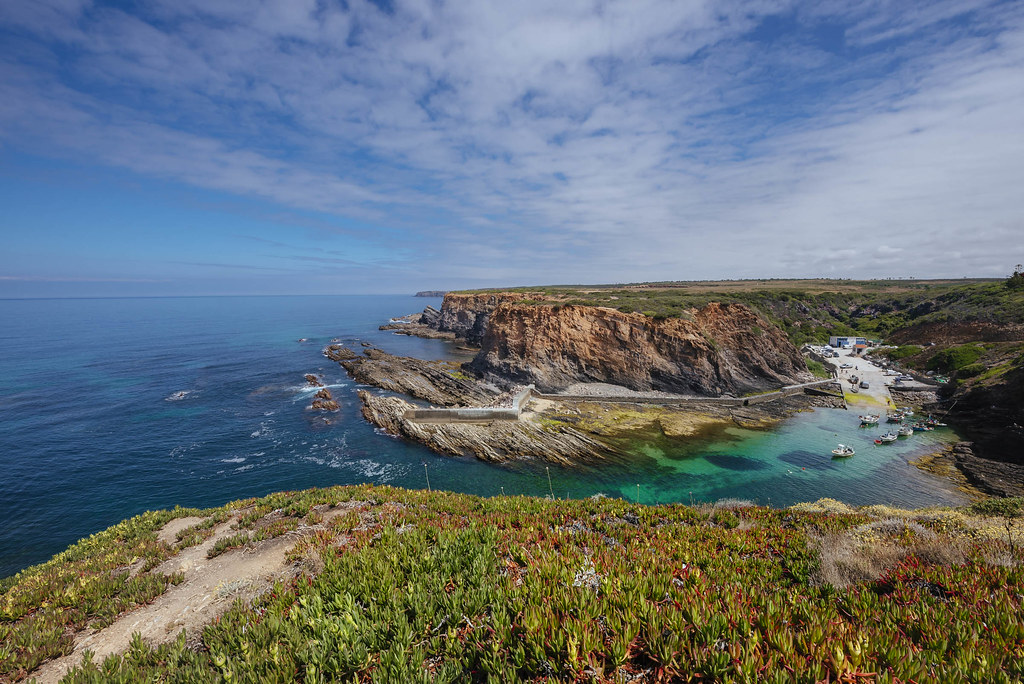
[356, 390, 614, 464]
[311, 388, 339, 411]
[304, 374, 324, 387]
[323, 345, 358, 362]
[379, 310, 456, 340]
[433, 293, 528, 345]
[468, 302, 808, 396]
[334, 347, 497, 407]
[415, 290, 448, 297]
[889, 321, 1024, 345]
[939, 364, 1024, 494]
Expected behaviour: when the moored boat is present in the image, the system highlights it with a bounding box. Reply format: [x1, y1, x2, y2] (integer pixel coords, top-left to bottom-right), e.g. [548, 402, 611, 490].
[874, 432, 898, 444]
[859, 414, 880, 425]
[832, 444, 855, 457]
[898, 425, 914, 437]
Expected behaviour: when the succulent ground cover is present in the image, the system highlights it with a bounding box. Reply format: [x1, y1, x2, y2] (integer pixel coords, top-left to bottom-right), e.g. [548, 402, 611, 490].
[2, 487, 1023, 683]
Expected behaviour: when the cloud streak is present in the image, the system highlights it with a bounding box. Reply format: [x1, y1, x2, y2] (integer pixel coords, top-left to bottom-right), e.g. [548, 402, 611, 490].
[1, 0, 1022, 291]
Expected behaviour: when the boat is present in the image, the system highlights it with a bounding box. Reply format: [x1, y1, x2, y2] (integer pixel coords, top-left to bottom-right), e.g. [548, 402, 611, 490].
[874, 432, 898, 444]
[898, 425, 914, 437]
[832, 444, 855, 457]
[859, 414, 880, 425]
[886, 413, 904, 423]
[912, 423, 934, 432]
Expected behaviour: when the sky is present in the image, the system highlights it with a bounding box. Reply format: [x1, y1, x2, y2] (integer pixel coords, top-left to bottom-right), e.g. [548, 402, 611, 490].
[1, 0, 1023, 297]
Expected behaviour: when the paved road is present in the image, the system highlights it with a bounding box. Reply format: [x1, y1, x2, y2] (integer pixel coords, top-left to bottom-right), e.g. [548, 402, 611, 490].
[833, 348, 895, 410]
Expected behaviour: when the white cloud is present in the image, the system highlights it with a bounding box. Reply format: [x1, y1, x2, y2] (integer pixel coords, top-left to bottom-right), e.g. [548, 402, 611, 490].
[1, 0, 1022, 288]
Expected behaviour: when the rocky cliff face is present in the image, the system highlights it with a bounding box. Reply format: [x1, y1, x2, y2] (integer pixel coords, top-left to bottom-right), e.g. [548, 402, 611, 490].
[467, 302, 809, 396]
[433, 293, 527, 345]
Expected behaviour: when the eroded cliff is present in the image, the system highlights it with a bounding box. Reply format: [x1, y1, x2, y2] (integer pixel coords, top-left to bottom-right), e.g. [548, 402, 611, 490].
[432, 292, 528, 345]
[467, 302, 809, 395]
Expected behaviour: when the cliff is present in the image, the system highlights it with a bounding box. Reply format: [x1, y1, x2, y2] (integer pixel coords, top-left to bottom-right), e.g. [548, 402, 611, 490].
[432, 292, 528, 345]
[467, 302, 809, 395]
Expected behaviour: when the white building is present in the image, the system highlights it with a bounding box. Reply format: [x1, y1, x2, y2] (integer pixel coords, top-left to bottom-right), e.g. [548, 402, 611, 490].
[829, 335, 867, 348]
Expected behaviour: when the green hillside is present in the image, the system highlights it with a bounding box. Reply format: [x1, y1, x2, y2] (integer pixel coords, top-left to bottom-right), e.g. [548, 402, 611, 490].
[3, 486, 1022, 682]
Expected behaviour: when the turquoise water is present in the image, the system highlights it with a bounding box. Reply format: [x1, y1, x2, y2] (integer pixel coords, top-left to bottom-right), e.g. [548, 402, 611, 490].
[0, 296, 965, 578]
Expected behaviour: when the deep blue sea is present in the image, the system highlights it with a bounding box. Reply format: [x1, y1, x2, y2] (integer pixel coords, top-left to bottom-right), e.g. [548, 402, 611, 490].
[0, 295, 966, 578]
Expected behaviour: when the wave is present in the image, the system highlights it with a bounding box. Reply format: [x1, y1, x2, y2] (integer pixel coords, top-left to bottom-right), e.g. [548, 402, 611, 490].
[165, 390, 192, 401]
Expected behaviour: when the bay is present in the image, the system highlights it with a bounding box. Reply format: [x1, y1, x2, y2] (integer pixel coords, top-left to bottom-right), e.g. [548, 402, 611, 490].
[0, 295, 964, 578]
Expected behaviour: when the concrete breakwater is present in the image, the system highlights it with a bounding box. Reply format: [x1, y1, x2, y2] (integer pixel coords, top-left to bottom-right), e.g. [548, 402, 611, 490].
[403, 380, 840, 423]
[404, 385, 535, 423]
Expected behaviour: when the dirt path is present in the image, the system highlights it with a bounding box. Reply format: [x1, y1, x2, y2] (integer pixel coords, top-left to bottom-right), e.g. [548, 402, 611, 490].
[34, 516, 305, 683]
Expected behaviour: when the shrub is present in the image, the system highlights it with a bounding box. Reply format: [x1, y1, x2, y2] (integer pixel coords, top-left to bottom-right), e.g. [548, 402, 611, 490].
[805, 359, 830, 378]
[957, 363, 986, 378]
[926, 344, 985, 372]
[1006, 265, 1024, 290]
[889, 345, 923, 360]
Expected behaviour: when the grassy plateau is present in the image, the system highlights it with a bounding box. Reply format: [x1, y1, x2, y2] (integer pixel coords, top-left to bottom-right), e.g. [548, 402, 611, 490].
[2, 486, 1022, 683]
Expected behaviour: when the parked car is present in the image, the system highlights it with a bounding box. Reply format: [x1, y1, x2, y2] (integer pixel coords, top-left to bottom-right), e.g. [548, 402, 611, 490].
[840, 363, 852, 369]
[860, 381, 870, 389]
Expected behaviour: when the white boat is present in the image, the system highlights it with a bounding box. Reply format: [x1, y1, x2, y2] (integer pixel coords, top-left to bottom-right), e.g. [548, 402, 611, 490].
[832, 444, 855, 457]
[874, 432, 898, 444]
[859, 414, 880, 425]
[898, 426, 914, 437]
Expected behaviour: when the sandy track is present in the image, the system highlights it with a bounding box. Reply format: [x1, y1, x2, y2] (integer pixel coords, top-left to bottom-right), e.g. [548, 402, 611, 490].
[34, 516, 302, 683]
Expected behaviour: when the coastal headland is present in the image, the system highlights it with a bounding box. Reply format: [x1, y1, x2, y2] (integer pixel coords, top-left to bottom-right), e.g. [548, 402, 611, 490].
[5, 278, 1024, 682]
[372, 279, 1024, 495]
[338, 291, 856, 464]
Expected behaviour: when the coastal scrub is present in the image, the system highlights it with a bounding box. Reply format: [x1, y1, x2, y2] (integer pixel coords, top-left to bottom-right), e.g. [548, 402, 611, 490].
[3, 487, 1022, 682]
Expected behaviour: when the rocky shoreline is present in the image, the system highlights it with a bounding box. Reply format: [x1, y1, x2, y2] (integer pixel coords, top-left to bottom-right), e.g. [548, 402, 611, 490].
[325, 343, 842, 465]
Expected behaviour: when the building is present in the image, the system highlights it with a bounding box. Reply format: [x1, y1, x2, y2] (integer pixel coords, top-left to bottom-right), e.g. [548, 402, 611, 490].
[828, 335, 867, 348]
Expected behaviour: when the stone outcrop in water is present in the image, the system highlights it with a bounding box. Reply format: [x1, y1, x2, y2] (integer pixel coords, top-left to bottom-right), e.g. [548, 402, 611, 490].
[467, 301, 808, 395]
[334, 347, 497, 407]
[379, 309, 456, 340]
[311, 388, 339, 411]
[356, 390, 614, 464]
[304, 374, 324, 387]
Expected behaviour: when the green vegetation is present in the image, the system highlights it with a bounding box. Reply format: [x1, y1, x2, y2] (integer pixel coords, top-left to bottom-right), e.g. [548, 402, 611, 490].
[926, 344, 986, 373]
[805, 359, 831, 379]
[1006, 265, 1024, 291]
[0, 507, 201, 678]
[3, 486, 1023, 682]
[886, 345, 923, 360]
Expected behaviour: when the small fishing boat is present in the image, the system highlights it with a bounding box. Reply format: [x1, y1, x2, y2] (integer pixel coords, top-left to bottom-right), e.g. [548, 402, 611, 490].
[832, 444, 855, 457]
[886, 413, 904, 423]
[898, 425, 914, 437]
[874, 432, 898, 444]
[859, 414, 880, 425]
[912, 423, 934, 432]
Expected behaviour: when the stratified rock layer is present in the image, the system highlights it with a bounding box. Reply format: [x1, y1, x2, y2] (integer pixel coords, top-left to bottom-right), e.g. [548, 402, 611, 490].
[467, 301, 808, 396]
[433, 293, 527, 345]
[356, 391, 613, 464]
[338, 348, 497, 407]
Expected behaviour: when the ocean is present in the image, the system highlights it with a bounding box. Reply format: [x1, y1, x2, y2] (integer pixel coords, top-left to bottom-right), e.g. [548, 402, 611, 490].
[0, 295, 965, 578]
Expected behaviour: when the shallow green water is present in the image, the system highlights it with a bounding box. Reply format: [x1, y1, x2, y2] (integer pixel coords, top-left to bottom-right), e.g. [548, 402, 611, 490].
[512, 407, 966, 509]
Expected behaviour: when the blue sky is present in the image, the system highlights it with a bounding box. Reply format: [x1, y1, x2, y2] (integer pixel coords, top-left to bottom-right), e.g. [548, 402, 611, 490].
[1, 0, 1022, 297]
